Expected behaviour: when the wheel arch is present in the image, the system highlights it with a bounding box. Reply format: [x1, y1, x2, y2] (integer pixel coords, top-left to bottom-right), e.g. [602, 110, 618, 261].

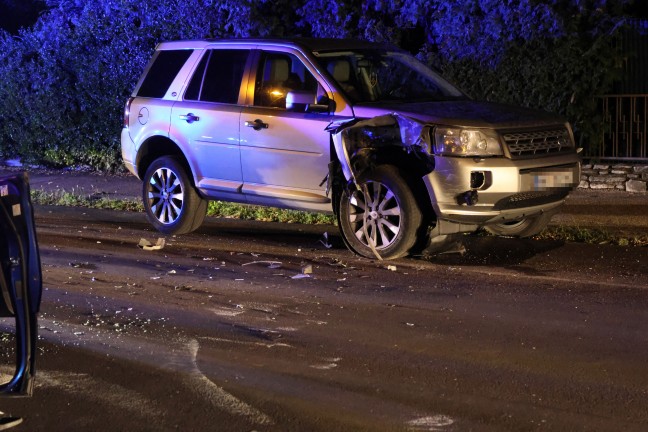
[336, 163, 424, 259]
[329, 142, 435, 224]
[136, 136, 195, 187]
[372, 148, 435, 221]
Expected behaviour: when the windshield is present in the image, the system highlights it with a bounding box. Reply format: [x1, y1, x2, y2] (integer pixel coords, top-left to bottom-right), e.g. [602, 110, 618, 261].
[313, 49, 466, 104]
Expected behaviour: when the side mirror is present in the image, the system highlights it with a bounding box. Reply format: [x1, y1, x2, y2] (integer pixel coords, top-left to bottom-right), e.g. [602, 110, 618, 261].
[307, 95, 336, 114]
[0, 173, 42, 396]
[286, 91, 335, 114]
[286, 90, 316, 112]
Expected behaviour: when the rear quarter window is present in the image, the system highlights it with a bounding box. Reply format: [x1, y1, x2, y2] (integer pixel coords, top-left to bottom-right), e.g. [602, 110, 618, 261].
[184, 49, 250, 104]
[137, 50, 193, 98]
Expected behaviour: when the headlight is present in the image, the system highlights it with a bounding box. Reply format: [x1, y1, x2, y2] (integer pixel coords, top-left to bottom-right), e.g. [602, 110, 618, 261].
[434, 128, 503, 156]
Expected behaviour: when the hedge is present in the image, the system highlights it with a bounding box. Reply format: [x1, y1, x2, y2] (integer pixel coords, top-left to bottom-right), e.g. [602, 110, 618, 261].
[0, 0, 634, 170]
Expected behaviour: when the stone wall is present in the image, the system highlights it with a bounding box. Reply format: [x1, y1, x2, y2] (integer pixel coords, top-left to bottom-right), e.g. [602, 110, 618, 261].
[580, 163, 648, 192]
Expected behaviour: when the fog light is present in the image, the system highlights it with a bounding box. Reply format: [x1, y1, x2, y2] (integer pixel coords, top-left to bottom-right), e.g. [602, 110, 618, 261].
[470, 171, 486, 189]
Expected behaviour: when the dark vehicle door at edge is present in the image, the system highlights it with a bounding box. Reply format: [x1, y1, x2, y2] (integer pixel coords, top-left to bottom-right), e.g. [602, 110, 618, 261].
[0, 173, 42, 396]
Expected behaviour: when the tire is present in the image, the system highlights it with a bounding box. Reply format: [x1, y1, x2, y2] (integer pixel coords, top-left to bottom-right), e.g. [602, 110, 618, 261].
[337, 165, 422, 260]
[142, 156, 207, 235]
[485, 212, 552, 238]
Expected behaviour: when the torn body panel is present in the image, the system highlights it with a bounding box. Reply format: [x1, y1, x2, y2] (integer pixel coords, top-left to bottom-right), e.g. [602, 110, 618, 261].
[328, 113, 432, 187]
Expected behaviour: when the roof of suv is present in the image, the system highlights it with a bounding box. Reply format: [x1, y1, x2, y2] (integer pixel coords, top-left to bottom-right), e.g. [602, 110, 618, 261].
[156, 38, 396, 53]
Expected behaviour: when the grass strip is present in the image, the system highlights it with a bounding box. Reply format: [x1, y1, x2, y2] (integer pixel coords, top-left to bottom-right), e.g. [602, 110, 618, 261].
[30, 189, 647, 246]
[31, 189, 144, 212]
[535, 225, 648, 247]
[30, 189, 335, 225]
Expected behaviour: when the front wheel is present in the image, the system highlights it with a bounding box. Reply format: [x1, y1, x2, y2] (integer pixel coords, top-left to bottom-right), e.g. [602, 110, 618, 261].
[485, 212, 552, 238]
[142, 156, 207, 235]
[337, 165, 422, 260]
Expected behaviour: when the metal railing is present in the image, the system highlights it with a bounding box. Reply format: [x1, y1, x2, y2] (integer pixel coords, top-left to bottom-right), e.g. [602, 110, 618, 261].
[596, 94, 648, 161]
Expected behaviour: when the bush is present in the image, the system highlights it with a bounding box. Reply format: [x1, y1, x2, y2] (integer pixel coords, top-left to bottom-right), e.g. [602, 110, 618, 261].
[424, 1, 629, 152]
[0, 0, 636, 170]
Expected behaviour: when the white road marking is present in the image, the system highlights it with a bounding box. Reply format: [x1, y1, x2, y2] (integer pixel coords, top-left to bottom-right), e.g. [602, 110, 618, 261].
[210, 307, 245, 317]
[0, 366, 166, 428]
[186, 339, 273, 426]
[407, 415, 455, 431]
[42, 371, 166, 422]
[310, 357, 341, 370]
[310, 363, 338, 370]
[201, 336, 291, 349]
[275, 326, 299, 332]
[1, 320, 274, 427]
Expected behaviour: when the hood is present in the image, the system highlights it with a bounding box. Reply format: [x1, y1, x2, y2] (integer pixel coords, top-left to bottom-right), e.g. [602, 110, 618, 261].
[352, 100, 566, 130]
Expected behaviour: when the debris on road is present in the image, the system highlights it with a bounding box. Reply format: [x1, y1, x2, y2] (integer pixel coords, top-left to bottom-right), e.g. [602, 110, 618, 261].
[319, 232, 332, 249]
[138, 237, 165, 251]
[242, 260, 282, 269]
[291, 264, 313, 279]
[69, 262, 96, 270]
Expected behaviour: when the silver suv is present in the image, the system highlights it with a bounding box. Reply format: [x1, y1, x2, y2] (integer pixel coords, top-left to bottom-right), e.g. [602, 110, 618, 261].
[121, 38, 580, 259]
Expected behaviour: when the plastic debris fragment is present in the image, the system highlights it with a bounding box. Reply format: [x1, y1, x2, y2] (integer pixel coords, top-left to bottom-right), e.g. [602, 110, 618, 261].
[319, 232, 332, 249]
[138, 237, 165, 251]
[291, 264, 313, 279]
[242, 260, 282, 269]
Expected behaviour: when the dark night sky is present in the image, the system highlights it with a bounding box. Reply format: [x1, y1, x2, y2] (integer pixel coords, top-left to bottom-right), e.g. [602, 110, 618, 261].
[0, 0, 46, 34]
[0, 1, 647, 35]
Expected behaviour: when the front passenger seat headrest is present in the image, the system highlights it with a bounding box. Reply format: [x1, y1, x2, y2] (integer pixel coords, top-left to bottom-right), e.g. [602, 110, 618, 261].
[327, 60, 351, 83]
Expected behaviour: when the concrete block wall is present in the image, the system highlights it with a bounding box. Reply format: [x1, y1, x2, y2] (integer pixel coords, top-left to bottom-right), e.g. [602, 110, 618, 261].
[580, 163, 648, 192]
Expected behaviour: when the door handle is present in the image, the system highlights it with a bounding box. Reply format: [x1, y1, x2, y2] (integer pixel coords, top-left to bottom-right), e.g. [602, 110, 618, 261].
[244, 119, 269, 131]
[179, 113, 200, 123]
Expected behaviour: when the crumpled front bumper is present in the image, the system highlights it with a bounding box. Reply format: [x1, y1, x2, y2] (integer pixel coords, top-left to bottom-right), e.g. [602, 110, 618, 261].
[423, 153, 581, 226]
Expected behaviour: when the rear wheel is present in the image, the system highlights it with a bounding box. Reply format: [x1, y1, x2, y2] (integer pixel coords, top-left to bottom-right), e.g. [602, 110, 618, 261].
[142, 156, 207, 235]
[485, 213, 552, 238]
[337, 165, 422, 260]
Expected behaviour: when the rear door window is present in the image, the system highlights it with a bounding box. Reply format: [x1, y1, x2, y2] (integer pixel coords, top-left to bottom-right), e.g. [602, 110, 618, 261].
[137, 50, 193, 98]
[185, 49, 250, 104]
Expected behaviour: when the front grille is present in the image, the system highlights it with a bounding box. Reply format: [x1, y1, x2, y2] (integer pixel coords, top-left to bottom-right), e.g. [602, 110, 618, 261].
[503, 128, 573, 159]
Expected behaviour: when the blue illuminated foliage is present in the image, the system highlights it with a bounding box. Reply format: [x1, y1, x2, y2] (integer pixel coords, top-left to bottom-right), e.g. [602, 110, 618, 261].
[0, 0, 637, 168]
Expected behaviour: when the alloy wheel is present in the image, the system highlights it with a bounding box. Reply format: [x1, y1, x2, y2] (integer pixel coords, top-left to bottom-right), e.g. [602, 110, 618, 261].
[147, 167, 185, 225]
[347, 181, 402, 250]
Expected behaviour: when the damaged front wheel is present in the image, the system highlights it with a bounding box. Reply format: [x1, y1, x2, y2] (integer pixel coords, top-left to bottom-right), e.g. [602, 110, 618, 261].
[338, 165, 422, 260]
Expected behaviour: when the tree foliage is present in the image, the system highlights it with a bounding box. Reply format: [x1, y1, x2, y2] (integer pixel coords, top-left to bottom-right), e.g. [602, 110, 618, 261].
[0, 0, 637, 169]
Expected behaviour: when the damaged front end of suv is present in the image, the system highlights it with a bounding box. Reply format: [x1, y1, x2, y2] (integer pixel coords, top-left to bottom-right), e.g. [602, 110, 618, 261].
[328, 109, 580, 259]
[313, 44, 580, 259]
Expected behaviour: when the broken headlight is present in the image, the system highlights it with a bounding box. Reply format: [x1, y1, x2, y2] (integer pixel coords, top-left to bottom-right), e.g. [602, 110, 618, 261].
[434, 128, 503, 157]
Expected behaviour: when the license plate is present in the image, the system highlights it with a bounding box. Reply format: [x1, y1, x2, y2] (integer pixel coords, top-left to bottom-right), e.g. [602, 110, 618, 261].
[521, 166, 576, 191]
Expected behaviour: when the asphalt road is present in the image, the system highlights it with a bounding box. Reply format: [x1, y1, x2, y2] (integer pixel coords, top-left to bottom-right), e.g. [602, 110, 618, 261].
[0, 204, 646, 431]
